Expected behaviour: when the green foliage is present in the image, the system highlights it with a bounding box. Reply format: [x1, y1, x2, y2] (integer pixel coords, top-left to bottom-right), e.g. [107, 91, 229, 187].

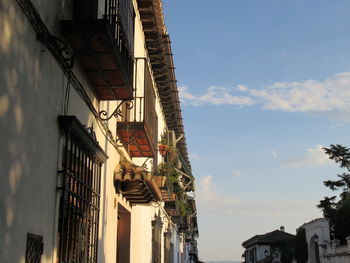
[158, 134, 167, 145]
[280, 242, 293, 263]
[293, 227, 308, 263]
[324, 144, 350, 171]
[332, 197, 350, 243]
[173, 182, 183, 197]
[154, 162, 180, 179]
[178, 199, 187, 217]
[317, 144, 350, 244]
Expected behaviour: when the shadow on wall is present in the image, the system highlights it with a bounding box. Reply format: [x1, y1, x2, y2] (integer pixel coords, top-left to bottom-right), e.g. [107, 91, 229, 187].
[0, 0, 116, 262]
[0, 0, 63, 261]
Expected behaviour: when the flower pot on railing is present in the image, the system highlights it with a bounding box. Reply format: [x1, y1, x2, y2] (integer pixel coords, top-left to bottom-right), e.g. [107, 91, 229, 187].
[167, 146, 178, 161]
[158, 144, 167, 156]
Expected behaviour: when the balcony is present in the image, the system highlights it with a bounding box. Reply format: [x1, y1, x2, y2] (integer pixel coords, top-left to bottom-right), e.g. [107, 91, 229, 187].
[117, 58, 158, 157]
[61, 0, 134, 100]
[160, 175, 175, 201]
[153, 162, 179, 202]
[164, 199, 180, 217]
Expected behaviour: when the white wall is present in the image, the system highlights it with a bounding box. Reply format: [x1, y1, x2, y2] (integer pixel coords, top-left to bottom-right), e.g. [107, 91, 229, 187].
[0, 0, 185, 263]
[0, 0, 70, 262]
[320, 237, 350, 263]
[257, 245, 270, 261]
[303, 218, 330, 263]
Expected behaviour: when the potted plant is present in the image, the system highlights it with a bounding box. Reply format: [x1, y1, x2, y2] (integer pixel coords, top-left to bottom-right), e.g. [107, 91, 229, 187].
[158, 137, 167, 156]
[177, 199, 188, 217]
[167, 145, 178, 162]
[153, 163, 169, 187]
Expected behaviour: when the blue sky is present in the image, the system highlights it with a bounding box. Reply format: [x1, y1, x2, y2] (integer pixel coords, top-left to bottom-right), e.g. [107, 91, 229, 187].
[163, 0, 350, 261]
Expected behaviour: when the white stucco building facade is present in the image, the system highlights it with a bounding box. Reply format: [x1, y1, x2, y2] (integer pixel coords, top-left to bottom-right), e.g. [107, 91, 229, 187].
[0, 0, 199, 262]
[302, 218, 350, 263]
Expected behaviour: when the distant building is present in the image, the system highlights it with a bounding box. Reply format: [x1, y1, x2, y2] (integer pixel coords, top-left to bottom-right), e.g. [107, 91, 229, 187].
[301, 218, 330, 263]
[300, 218, 350, 263]
[242, 227, 295, 263]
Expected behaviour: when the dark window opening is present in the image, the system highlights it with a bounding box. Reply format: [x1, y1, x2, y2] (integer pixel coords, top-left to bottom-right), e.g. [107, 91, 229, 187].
[164, 233, 170, 263]
[105, 0, 135, 55]
[170, 243, 174, 263]
[57, 116, 107, 263]
[25, 233, 43, 263]
[116, 204, 131, 263]
[152, 215, 163, 263]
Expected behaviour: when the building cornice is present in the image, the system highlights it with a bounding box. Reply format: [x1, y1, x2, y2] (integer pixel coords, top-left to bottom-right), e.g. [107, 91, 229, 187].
[137, 0, 191, 170]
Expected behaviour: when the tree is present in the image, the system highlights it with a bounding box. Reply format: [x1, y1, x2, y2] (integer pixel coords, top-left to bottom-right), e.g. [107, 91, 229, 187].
[280, 242, 294, 263]
[317, 144, 350, 244]
[293, 227, 308, 263]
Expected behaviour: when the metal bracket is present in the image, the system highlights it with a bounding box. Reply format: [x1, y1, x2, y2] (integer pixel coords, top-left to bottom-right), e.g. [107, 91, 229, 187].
[47, 35, 74, 69]
[141, 157, 153, 169]
[99, 100, 133, 121]
[115, 129, 138, 147]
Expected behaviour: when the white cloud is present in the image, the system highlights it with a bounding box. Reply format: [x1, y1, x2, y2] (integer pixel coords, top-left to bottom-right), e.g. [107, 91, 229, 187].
[272, 150, 278, 159]
[196, 175, 320, 220]
[231, 170, 242, 177]
[237, 84, 249, 92]
[179, 72, 350, 120]
[178, 86, 255, 107]
[284, 144, 331, 168]
[244, 72, 350, 112]
[330, 122, 345, 128]
[189, 153, 201, 161]
[199, 175, 216, 201]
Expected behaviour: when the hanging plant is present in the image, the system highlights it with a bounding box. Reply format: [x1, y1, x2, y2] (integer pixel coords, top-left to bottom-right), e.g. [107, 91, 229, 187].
[167, 146, 178, 162]
[158, 136, 168, 156]
[158, 144, 167, 156]
[177, 199, 188, 217]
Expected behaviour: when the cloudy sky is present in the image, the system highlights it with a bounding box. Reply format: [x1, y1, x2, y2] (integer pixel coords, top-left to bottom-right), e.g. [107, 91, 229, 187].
[162, 0, 350, 261]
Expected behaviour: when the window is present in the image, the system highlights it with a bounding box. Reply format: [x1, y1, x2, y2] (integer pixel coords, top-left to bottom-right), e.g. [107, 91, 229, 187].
[152, 215, 163, 263]
[116, 204, 131, 263]
[57, 116, 107, 263]
[106, 0, 135, 55]
[170, 243, 174, 263]
[118, 0, 135, 54]
[25, 233, 43, 263]
[164, 231, 171, 263]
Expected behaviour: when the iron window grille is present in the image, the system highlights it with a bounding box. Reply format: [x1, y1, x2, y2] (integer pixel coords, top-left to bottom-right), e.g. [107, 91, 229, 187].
[25, 233, 43, 263]
[57, 116, 107, 263]
[164, 231, 171, 263]
[152, 215, 163, 263]
[105, 0, 135, 57]
[170, 243, 174, 263]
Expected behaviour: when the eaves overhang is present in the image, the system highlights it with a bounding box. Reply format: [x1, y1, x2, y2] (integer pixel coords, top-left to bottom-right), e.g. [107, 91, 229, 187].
[136, 0, 192, 171]
[114, 160, 162, 204]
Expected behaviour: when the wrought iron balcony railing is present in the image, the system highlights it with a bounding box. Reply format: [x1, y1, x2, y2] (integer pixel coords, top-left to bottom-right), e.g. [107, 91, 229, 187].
[117, 58, 158, 157]
[61, 0, 135, 100]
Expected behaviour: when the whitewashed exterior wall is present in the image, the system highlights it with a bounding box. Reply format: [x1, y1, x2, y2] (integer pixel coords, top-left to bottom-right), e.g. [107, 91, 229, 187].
[1, 0, 68, 262]
[303, 218, 331, 263]
[321, 238, 350, 263]
[0, 0, 189, 262]
[303, 218, 350, 263]
[257, 244, 270, 260]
